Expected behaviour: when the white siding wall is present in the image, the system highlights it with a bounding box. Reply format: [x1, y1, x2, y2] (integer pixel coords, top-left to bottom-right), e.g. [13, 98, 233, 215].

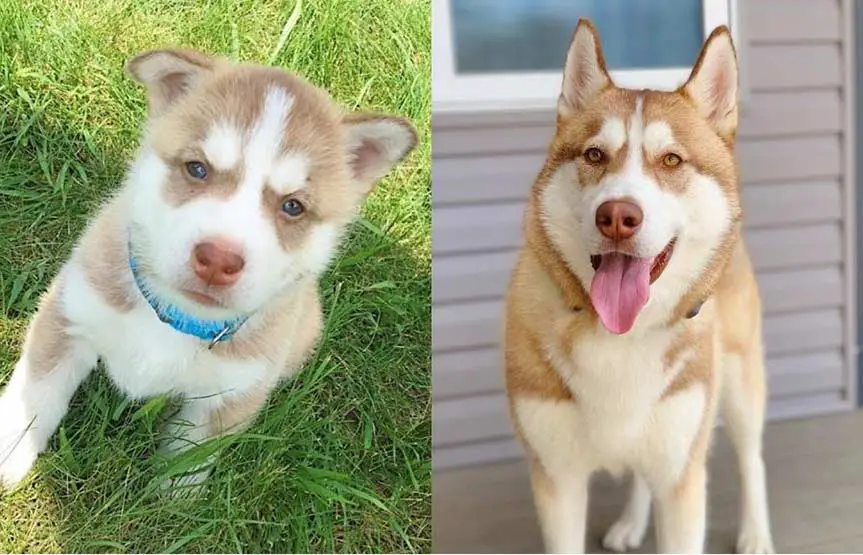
[432, 0, 857, 471]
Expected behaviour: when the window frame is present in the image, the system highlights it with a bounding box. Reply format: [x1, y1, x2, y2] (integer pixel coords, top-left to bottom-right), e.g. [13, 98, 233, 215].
[433, 0, 740, 114]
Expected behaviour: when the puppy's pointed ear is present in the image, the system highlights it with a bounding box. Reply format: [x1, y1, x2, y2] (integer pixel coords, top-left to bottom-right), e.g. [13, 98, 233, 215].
[343, 114, 418, 194]
[126, 49, 218, 116]
[558, 18, 612, 119]
[680, 26, 739, 140]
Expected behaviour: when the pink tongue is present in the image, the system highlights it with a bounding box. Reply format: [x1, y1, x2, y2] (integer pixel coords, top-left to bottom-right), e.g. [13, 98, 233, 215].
[589, 253, 652, 334]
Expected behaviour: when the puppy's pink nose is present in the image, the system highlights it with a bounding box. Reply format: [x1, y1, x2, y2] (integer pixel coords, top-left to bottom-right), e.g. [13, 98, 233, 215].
[192, 241, 245, 287]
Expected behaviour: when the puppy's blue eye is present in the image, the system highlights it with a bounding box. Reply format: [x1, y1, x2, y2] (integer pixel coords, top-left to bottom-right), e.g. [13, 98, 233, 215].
[282, 198, 305, 217]
[185, 161, 208, 180]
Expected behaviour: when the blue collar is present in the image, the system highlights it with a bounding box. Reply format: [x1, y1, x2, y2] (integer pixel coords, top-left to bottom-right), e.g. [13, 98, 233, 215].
[128, 242, 249, 348]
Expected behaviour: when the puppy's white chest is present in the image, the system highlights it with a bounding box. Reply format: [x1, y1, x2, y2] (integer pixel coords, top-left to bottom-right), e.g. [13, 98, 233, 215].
[62, 265, 267, 400]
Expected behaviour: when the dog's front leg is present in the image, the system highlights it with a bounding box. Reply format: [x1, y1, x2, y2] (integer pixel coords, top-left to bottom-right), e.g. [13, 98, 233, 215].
[654, 461, 707, 554]
[157, 397, 218, 494]
[529, 458, 589, 554]
[0, 281, 98, 488]
[603, 472, 652, 552]
[158, 385, 268, 494]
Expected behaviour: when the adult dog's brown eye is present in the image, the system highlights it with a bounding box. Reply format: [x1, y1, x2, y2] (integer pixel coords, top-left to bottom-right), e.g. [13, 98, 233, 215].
[584, 147, 604, 164]
[662, 153, 683, 168]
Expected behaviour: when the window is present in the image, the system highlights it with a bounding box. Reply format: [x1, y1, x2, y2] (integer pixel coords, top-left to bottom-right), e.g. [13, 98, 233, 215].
[433, 0, 740, 113]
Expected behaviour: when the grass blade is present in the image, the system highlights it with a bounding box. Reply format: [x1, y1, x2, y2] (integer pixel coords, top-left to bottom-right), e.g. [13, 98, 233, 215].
[268, 0, 302, 65]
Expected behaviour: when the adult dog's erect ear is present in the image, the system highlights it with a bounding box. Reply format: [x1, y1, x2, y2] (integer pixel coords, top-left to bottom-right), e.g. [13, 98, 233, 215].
[680, 26, 739, 141]
[126, 49, 220, 116]
[558, 18, 613, 120]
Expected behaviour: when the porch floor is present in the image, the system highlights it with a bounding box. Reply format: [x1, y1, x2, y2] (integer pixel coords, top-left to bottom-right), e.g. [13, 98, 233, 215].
[433, 410, 863, 553]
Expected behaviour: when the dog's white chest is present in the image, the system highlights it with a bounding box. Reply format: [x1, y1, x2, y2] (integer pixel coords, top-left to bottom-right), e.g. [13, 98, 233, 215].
[567, 332, 672, 448]
[517, 327, 705, 483]
[61, 264, 267, 400]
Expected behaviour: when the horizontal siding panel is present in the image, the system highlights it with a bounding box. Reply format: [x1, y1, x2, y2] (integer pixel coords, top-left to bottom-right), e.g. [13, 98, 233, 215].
[749, 44, 841, 90]
[433, 251, 515, 304]
[748, 0, 841, 42]
[433, 349, 846, 447]
[433, 347, 502, 400]
[433, 394, 511, 447]
[433, 108, 554, 133]
[434, 298, 843, 355]
[433, 123, 552, 159]
[742, 180, 842, 227]
[739, 136, 842, 183]
[758, 266, 844, 313]
[768, 350, 845, 397]
[765, 391, 852, 421]
[433, 202, 523, 255]
[737, 91, 842, 138]
[434, 152, 541, 205]
[434, 437, 522, 471]
[762, 308, 843, 355]
[434, 300, 500, 351]
[433, 91, 842, 157]
[434, 137, 841, 206]
[746, 223, 841, 271]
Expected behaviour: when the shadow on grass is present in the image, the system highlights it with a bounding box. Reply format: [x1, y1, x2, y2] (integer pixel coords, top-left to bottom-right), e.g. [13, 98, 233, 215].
[0, 106, 431, 553]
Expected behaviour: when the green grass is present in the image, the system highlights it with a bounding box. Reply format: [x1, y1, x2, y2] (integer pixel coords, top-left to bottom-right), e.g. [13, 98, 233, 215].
[0, 0, 430, 552]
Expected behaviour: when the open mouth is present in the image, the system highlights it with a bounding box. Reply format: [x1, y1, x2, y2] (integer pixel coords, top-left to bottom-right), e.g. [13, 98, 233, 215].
[590, 239, 676, 284]
[588, 239, 677, 335]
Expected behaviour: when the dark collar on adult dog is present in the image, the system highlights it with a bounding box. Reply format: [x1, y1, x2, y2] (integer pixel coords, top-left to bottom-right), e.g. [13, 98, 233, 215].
[685, 300, 705, 319]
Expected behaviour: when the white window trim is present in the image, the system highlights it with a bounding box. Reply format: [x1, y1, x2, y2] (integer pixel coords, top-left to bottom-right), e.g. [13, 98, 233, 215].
[433, 0, 740, 114]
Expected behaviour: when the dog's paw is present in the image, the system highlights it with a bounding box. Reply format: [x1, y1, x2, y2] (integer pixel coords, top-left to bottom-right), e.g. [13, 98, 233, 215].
[736, 529, 774, 554]
[602, 513, 649, 552]
[159, 468, 210, 499]
[0, 433, 38, 490]
[0, 389, 43, 490]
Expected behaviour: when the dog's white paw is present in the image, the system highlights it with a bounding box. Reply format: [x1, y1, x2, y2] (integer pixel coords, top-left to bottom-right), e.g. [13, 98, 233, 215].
[736, 528, 774, 554]
[0, 393, 42, 490]
[160, 468, 210, 499]
[0, 431, 39, 490]
[602, 513, 649, 552]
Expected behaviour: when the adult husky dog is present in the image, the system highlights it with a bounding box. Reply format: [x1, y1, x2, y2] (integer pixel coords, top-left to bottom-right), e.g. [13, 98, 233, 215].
[504, 19, 773, 554]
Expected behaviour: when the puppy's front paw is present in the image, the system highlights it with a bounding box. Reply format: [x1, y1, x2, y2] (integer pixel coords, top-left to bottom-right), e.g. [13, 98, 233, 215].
[0, 431, 39, 490]
[0, 395, 43, 490]
[160, 468, 210, 499]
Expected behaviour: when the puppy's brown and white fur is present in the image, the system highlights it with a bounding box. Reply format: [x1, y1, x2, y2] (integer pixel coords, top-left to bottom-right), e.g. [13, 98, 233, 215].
[504, 21, 773, 553]
[0, 49, 416, 490]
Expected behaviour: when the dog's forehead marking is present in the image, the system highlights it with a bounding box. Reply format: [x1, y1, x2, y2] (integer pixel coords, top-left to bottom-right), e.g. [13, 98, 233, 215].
[203, 122, 242, 171]
[622, 96, 646, 172]
[627, 96, 645, 147]
[643, 121, 676, 156]
[213, 86, 296, 229]
[245, 86, 295, 181]
[271, 152, 310, 195]
[588, 117, 627, 152]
